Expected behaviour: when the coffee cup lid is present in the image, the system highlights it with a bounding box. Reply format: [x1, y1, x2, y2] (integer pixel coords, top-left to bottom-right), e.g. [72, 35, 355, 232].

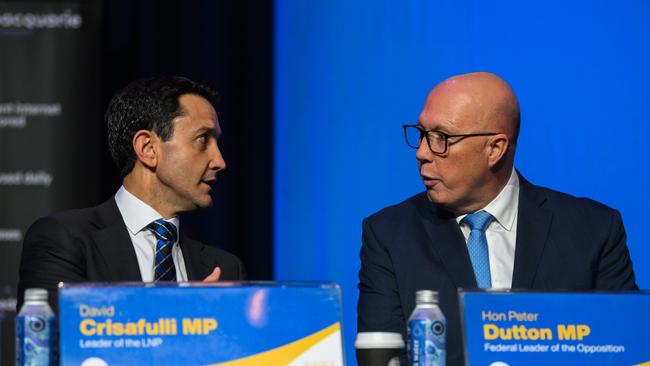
[355, 332, 405, 349]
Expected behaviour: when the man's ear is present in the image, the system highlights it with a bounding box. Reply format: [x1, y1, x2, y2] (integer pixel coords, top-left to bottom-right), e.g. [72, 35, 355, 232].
[132, 130, 158, 169]
[487, 134, 510, 168]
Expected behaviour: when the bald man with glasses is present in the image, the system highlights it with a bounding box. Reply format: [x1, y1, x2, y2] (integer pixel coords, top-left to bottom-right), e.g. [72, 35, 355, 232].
[357, 72, 638, 365]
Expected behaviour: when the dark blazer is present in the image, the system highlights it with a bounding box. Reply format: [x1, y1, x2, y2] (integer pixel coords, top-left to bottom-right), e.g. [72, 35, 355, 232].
[357, 175, 637, 366]
[18, 198, 245, 312]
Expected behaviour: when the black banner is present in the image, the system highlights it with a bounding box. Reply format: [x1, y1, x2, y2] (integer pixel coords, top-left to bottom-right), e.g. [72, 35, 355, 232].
[0, 1, 101, 363]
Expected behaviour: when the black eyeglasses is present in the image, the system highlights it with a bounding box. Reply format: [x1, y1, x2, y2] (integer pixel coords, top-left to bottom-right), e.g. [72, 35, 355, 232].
[403, 124, 499, 154]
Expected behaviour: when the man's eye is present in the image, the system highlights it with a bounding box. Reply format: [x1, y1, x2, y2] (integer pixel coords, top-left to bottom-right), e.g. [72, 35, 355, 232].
[196, 135, 209, 149]
[431, 133, 445, 142]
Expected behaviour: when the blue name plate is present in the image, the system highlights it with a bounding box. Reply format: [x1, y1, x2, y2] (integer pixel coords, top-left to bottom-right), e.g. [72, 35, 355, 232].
[460, 291, 650, 365]
[59, 282, 344, 365]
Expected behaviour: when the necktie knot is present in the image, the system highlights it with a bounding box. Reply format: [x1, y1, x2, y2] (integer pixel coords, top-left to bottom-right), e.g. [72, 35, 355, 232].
[147, 219, 178, 244]
[462, 211, 494, 232]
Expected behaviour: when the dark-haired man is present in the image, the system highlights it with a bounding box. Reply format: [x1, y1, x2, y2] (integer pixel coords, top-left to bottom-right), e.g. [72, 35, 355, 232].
[357, 72, 637, 365]
[18, 76, 244, 311]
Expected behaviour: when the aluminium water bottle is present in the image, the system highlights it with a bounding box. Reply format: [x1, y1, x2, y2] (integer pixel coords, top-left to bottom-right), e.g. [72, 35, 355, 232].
[16, 288, 55, 366]
[407, 290, 446, 366]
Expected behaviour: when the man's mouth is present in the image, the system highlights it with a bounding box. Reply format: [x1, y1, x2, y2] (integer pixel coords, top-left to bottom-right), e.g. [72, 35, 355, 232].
[420, 174, 440, 187]
[201, 178, 216, 188]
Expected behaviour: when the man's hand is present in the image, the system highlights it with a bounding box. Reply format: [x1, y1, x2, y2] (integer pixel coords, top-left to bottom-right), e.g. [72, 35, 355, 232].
[202, 267, 221, 282]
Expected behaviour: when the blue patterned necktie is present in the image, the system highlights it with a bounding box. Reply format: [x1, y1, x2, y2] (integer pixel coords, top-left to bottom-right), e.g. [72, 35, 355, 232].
[462, 211, 494, 288]
[146, 219, 178, 282]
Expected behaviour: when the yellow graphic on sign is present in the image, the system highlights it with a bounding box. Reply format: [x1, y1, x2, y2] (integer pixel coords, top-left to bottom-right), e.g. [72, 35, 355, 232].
[210, 322, 340, 366]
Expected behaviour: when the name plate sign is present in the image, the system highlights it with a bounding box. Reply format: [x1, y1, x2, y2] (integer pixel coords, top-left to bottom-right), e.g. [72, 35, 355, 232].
[59, 282, 344, 365]
[460, 291, 650, 365]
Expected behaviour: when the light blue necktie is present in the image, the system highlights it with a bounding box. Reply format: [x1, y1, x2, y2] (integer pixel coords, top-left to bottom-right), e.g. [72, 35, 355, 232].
[462, 211, 494, 288]
[147, 219, 178, 282]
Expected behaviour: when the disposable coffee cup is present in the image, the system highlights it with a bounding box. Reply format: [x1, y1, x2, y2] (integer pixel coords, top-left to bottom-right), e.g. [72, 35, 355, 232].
[355, 332, 404, 366]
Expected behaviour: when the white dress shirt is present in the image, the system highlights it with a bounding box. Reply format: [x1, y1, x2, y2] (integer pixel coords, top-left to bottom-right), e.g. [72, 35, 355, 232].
[457, 170, 519, 289]
[114, 186, 188, 282]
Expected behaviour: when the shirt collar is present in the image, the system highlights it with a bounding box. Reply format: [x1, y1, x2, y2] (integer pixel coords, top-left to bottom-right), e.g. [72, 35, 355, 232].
[456, 169, 520, 231]
[114, 185, 180, 236]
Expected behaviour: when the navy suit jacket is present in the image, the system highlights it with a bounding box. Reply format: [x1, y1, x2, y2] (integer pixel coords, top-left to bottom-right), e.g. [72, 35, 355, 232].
[357, 175, 637, 366]
[18, 198, 245, 312]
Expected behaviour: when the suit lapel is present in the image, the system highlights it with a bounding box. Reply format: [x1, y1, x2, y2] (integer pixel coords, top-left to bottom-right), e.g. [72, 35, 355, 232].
[511, 176, 553, 288]
[414, 194, 478, 288]
[180, 236, 210, 281]
[90, 198, 142, 281]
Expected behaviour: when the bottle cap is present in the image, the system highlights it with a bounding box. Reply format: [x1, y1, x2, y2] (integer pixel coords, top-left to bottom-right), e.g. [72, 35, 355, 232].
[415, 289, 438, 304]
[24, 288, 48, 301]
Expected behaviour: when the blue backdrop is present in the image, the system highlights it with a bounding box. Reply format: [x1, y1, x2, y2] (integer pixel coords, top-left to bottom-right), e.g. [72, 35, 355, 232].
[273, 1, 650, 363]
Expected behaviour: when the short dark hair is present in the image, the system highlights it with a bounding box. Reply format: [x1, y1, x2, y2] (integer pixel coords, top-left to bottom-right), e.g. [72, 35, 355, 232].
[106, 76, 219, 179]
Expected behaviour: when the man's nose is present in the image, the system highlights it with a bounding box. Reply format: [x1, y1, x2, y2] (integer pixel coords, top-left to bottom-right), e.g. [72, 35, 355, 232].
[415, 138, 431, 162]
[209, 145, 226, 171]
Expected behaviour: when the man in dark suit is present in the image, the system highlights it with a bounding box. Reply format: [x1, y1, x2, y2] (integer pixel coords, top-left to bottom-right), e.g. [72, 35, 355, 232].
[18, 76, 244, 311]
[357, 72, 637, 365]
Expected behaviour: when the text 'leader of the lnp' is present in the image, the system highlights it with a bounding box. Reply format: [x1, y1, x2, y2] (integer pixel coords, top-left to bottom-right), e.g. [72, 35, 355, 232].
[18, 76, 245, 312]
[357, 72, 637, 366]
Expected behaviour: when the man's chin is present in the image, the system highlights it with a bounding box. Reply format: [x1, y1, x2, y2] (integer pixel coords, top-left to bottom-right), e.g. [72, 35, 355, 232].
[187, 196, 213, 211]
[425, 189, 442, 204]
[196, 198, 213, 209]
[426, 191, 454, 210]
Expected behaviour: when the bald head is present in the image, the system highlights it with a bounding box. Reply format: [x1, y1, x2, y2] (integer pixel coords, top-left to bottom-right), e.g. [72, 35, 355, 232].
[422, 72, 520, 145]
[415, 72, 520, 214]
